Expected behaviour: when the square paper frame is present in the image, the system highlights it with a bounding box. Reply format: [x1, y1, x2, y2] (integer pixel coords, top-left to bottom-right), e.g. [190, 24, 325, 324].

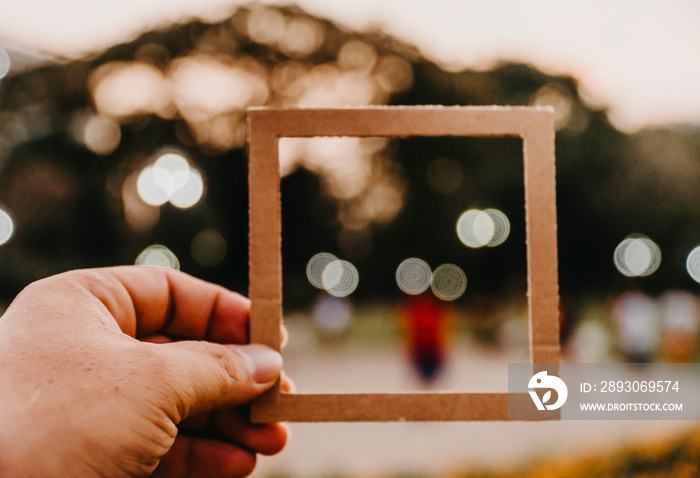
[248, 106, 560, 422]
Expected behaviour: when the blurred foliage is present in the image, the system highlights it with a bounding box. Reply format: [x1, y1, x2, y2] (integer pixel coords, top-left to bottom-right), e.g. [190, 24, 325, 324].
[451, 425, 700, 478]
[0, 3, 699, 322]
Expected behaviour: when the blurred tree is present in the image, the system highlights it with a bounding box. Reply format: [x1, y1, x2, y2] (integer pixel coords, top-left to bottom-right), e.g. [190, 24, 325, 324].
[0, 4, 698, 316]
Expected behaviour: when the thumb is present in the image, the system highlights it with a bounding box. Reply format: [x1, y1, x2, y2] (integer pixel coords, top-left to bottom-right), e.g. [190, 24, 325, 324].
[157, 342, 282, 421]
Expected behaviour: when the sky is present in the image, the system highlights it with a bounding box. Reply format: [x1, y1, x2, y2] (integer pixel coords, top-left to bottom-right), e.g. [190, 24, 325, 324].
[0, 0, 698, 132]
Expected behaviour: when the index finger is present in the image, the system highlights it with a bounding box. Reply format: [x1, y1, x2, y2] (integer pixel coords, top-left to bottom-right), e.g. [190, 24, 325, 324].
[73, 266, 251, 343]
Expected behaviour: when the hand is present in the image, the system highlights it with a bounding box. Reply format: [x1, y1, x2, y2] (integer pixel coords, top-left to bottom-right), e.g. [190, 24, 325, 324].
[0, 266, 289, 477]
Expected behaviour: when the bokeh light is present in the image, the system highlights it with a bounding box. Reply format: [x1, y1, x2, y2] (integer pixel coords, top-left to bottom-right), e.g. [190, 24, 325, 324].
[306, 252, 338, 289]
[430, 263, 467, 301]
[91, 62, 172, 118]
[136, 151, 204, 208]
[191, 228, 227, 267]
[294, 63, 377, 107]
[306, 253, 360, 297]
[83, 114, 121, 155]
[120, 172, 161, 233]
[135, 244, 180, 270]
[613, 235, 661, 277]
[396, 257, 432, 295]
[530, 83, 574, 131]
[456, 208, 510, 248]
[374, 55, 413, 94]
[484, 209, 510, 246]
[137, 165, 170, 206]
[686, 247, 700, 283]
[457, 209, 492, 248]
[0, 47, 11, 79]
[169, 55, 269, 120]
[322, 259, 359, 297]
[0, 208, 14, 246]
[246, 6, 286, 45]
[338, 40, 377, 73]
[168, 168, 203, 208]
[153, 153, 190, 193]
[281, 17, 325, 57]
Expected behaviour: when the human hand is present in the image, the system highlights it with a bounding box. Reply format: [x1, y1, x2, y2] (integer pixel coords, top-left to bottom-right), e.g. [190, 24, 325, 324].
[0, 266, 289, 477]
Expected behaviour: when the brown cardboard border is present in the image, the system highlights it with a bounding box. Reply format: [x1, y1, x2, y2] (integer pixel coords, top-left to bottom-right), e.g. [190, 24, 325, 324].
[248, 106, 559, 422]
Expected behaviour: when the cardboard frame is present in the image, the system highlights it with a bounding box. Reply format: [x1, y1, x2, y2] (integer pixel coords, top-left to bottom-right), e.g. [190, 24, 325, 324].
[248, 106, 559, 422]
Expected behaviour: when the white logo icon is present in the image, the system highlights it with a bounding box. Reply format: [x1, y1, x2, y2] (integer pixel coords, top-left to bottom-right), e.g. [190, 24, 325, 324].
[528, 371, 568, 410]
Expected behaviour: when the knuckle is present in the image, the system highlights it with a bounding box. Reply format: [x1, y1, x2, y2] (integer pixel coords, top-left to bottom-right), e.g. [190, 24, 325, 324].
[202, 342, 250, 384]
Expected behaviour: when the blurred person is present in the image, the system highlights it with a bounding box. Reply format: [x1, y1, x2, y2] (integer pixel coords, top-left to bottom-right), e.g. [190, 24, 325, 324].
[659, 290, 700, 362]
[612, 290, 661, 363]
[398, 293, 452, 386]
[0, 266, 290, 477]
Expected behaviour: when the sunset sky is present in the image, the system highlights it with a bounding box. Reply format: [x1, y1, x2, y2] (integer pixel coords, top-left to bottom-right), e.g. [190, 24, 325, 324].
[0, 0, 698, 131]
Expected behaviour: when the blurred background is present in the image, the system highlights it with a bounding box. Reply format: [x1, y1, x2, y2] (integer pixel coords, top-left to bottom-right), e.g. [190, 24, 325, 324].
[1, 1, 700, 476]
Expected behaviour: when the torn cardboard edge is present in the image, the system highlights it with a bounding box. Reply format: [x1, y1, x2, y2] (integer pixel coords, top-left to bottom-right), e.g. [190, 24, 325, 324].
[247, 106, 560, 422]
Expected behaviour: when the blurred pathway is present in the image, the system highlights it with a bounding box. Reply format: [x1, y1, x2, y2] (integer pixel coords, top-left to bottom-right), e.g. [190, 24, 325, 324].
[251, 341, 695, 477]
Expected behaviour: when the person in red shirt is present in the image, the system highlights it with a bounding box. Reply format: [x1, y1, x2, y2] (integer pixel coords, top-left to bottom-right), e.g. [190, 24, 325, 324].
[400, 294, 451, 386]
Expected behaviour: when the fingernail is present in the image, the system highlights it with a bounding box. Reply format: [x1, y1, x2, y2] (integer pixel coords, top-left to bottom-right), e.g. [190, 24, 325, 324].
[233, 344, 282, 383]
